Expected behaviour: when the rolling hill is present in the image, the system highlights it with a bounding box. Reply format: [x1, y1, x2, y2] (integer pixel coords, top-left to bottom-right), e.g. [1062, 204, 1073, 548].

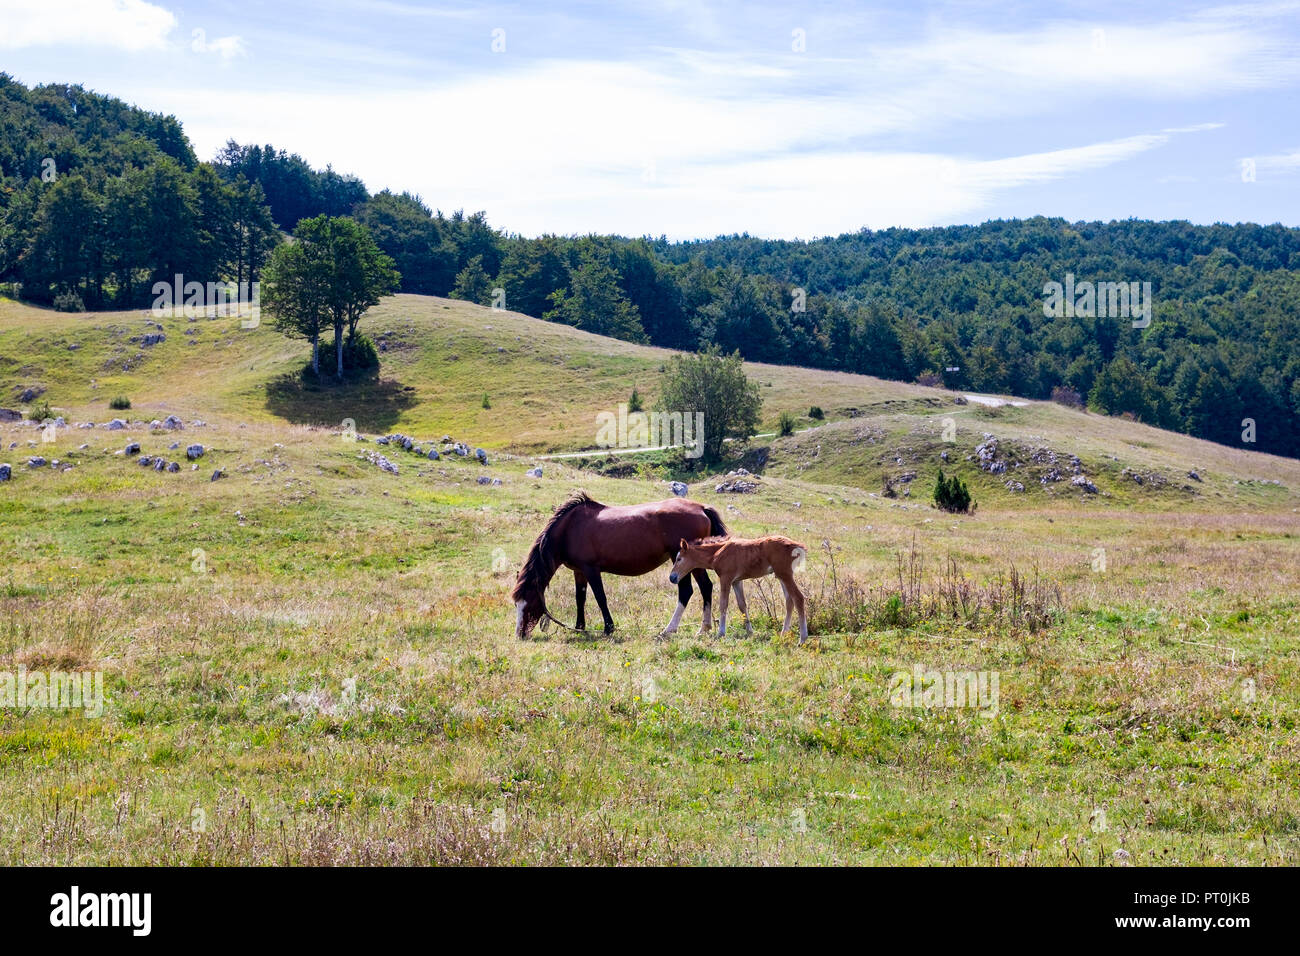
[3, 292, 1297, 513]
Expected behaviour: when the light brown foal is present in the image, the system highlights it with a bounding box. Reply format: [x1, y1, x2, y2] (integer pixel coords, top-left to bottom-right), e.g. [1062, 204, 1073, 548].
[669, 535, 809, 643]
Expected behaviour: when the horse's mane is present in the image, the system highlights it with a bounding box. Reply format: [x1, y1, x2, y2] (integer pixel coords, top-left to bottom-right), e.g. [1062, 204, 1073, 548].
[688, 534, 730, 547]
[512, 491, 601, 602]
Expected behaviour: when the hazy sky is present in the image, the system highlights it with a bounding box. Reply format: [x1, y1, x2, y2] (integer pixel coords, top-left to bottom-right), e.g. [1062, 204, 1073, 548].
[2, 0, 1298, 238]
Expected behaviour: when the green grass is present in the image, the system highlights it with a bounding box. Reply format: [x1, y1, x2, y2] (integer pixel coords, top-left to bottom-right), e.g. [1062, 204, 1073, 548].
[0, 294, 1297, 864]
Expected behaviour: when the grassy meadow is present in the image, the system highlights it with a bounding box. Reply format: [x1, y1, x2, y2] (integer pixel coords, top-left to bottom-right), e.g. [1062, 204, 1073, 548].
[1, 294, 1298, 865]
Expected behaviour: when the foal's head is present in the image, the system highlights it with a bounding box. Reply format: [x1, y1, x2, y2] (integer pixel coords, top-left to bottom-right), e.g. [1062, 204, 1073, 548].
[668, 538, 706, 584]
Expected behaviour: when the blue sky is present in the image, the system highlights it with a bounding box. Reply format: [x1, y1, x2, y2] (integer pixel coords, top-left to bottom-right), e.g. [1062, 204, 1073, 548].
[2, 0, 1298, 238]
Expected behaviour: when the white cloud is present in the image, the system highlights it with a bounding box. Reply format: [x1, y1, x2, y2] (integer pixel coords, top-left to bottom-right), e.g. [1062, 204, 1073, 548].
[0, 0, 176, 52]
[191, 30, 247, 60]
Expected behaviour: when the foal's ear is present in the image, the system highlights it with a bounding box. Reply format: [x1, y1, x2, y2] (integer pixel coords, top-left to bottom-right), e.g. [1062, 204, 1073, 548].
[678, 538, 689, 553]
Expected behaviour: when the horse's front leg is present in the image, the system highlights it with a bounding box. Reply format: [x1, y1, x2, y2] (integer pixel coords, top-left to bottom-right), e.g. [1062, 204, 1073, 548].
[660, 574, 692, 639]
[584, 568, 615, 635]
[574, 570, 588, 631]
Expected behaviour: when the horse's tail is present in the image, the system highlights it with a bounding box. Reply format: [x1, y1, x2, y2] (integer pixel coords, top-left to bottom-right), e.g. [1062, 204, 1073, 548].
[703, 504, 728, 538]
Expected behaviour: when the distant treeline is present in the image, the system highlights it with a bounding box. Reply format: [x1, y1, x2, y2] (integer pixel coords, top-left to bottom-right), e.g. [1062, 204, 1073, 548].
[1, 75, 1296, 457]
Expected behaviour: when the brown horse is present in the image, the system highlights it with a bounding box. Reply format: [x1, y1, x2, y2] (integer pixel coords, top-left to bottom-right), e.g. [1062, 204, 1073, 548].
[669, 535, 809, 643]
[513, 492, 727, 638]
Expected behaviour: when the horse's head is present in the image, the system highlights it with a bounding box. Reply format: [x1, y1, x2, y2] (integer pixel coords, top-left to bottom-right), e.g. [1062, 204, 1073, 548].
[668, 538, 703, 584]
[512, 572, 548, 639]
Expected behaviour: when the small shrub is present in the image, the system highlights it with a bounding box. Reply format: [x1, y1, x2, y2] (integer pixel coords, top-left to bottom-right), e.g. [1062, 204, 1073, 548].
[778, 411, 796, 436]
[314, 334, 379, 377]
[628, 388, 643, 413]
[1051, 385, 1084, 409]
[916, 370, 943, 388]
[109, 395, 132, 410]
[31, 399, 52, 422]
[53, 291, 85, 313]
[808, 406, 824, 420]
[482, 393, 491, 409]
[933, 469, 973, 513]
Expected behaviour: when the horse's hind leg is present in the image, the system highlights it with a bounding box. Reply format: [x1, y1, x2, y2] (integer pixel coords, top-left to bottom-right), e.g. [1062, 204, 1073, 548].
[732, 581, 753, 636]
[660, 574, 692, 638]
[574, 570, 588, 631]
[692, 568, 713, 634]
[584, 568, 616, 635]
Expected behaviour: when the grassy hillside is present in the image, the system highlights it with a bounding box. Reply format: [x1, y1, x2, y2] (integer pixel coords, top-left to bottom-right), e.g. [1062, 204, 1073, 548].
[0, 293, 1297, 864]
[4, 293, 1298, 511]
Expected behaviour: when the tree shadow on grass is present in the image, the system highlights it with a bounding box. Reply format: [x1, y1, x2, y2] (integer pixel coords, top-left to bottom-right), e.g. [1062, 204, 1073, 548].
[264, 369, 419, 432]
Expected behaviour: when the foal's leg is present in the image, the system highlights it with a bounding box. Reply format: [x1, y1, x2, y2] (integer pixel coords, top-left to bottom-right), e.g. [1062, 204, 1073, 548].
[574, 570, 588, 631]
[779, 579, 793, 635]
[692, 568, 713, 634]
[731, 581, 753, 636]
[660, 573, 692, 638]
[715, 574, 732, 639]
[584, 568, 616, 635]
[779, 572, 808, 644]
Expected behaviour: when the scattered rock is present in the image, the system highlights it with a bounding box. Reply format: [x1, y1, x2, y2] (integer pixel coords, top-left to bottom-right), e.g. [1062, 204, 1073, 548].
[1071, 475, 1099, 493]
[427, 448, 440, 460]
[163, 415, 183, 430]
[210, 469, 225, 481]
[0, 464, 9, 481]
[167, 461, 180, 473]
[125, 442, 141, 455]
[186, 444, 205, 460]
[716, 478, 759, 494]
[475, 448, 488, 464]
[1005, 480, 1025, 492]
[18, 387, 44, 403]
[27, 456, 47, 468]
[106, 419, 127, 430]
[138, 456, 154, 467]
[1187, 470, 1201, 482]
[525, 466, 542, 478]
[361, 451, 398, 474]
[670, 481, 688, 497]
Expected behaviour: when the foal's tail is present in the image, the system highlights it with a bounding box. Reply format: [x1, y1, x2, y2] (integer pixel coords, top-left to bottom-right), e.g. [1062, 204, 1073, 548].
[703, 505, 728, 538]
[789, 544, 807, 573]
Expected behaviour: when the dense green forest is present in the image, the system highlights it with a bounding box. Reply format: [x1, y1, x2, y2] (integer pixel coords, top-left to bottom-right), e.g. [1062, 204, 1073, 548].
[2, 75, 1297, 457]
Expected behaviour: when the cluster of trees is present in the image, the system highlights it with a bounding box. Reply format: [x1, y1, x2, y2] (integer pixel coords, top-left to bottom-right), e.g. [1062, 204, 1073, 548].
[213, 141, 367, 230]
[427, 225, 1297, 457]
[0, 76, 280, 310]
[2, 75, 1297, 456]
[262, 215, 399, 379]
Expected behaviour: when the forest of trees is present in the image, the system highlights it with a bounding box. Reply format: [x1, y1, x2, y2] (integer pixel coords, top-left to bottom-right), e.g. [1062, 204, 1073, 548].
[2, 75, 1297, 458]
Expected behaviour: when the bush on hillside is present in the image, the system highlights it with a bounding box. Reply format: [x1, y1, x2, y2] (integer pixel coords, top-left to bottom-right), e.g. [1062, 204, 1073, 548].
[933, 469, 973, 513]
